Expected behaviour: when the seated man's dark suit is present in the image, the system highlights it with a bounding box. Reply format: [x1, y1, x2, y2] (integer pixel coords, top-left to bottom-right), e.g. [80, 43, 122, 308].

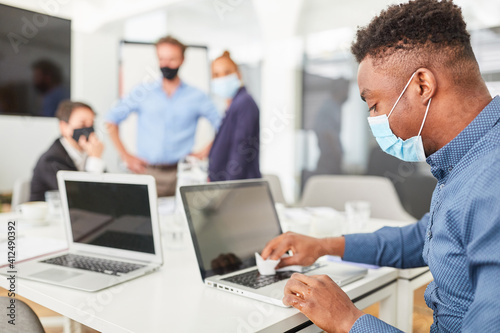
[30, 138, 77, 201]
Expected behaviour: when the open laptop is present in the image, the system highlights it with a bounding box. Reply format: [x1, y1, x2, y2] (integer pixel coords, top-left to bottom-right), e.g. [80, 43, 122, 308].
[180, 180, 367, 307]
[1, 171, 163, 291]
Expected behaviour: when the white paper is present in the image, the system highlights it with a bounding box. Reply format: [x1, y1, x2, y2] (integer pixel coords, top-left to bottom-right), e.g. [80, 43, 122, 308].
[0, 237, 67, 267]
[255, 252, 305, 275]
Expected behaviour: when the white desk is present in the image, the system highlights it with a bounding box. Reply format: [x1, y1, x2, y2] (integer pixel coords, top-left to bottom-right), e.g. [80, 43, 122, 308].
[0, 212, 400, 333]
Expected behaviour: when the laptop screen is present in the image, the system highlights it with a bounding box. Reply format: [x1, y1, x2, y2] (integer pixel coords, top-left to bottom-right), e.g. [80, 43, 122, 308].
[64, 180, 155, 254]
[181, 181, 282, 279]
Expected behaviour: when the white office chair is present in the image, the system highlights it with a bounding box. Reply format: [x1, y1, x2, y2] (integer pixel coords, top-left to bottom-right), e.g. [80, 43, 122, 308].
[262, 174, 287, 205]
[11, 178, 31, 209]
[299, 175, 415, 222]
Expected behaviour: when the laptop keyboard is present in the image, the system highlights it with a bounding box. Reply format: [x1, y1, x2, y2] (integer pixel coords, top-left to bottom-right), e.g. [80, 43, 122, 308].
[41, 254, 145, 276]
[222, 263, 323, 289]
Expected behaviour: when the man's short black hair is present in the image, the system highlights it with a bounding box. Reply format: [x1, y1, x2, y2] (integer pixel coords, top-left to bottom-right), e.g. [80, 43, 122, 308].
[351, 0, 479, 85]
[56, 100, 94, 123]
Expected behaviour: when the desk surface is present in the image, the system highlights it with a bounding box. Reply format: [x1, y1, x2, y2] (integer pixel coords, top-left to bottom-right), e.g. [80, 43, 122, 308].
[0, 212, 401, 333]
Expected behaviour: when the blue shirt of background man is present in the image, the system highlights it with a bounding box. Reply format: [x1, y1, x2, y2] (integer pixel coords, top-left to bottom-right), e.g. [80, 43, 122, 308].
[208, 87, 261, 181]
[343, 96, 500, 333]
[106, 81, 221, 164]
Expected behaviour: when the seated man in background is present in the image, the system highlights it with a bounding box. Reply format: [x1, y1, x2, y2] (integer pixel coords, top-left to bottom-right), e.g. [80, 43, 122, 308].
[30, 100, 104, 201]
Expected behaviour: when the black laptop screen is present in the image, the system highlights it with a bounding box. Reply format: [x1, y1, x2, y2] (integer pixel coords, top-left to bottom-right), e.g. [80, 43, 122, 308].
[64, 180, 155, 254]
[181, 181, 282, 279]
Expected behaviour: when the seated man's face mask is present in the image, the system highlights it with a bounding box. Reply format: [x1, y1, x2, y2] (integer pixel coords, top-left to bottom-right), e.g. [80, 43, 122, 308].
[72, 126, 94, 143]
[367, 72, 432, 162]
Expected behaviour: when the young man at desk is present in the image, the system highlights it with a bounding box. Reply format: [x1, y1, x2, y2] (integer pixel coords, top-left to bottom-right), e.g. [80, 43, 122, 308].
[262, 0, 500, 332]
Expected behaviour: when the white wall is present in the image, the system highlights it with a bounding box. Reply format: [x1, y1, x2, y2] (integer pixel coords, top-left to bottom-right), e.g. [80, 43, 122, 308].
[0, 117, 58, 192]
[71, 25, 123, 173]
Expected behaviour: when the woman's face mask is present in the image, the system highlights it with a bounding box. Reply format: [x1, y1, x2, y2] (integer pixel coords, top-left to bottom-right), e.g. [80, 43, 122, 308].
[211, 73, 241, 99]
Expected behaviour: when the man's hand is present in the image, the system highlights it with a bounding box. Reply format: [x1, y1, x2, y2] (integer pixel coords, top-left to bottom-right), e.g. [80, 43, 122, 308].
[122, 153, 148, 174]
[284, 273, 364, 333]
[106, 122, 148, 173]
[190, 141, 213, 160]
[261, 232, 327, 269]
[79, 133, 104, 158]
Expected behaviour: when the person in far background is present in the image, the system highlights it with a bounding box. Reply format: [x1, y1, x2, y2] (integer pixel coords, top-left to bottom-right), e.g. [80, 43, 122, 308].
[208, 51, 261, 181]
[32, 59, 70, 117]
[106, 35, 221, 196]
[30, 100, 105, 201]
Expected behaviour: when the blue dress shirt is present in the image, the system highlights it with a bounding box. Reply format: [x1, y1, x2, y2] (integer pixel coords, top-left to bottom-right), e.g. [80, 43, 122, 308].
[106, 81, 221, 164]
[344, 96, 500, 332]
[208, 87, 261, 181]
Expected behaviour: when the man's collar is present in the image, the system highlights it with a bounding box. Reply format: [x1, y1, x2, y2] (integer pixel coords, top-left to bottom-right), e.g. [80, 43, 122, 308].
[60, 137, 86, 170]
[426, 95, 500, 180]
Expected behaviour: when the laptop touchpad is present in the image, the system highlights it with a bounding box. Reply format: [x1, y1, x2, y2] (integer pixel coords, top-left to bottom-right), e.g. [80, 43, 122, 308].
[30, 269, 82, 282]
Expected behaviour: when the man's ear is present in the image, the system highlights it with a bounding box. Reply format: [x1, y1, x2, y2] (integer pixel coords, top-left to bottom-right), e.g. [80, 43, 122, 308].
[59, 120, 70, 138]
[415, 68, 436, 105]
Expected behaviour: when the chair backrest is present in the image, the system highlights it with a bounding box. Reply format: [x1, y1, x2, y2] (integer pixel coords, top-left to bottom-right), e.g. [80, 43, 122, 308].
[0, 297, 45, 333]
[262, 174, 287, 205]
[299, 175, 415, 222]
[11, 178, 31, 209]
[394, 174, 436, 220]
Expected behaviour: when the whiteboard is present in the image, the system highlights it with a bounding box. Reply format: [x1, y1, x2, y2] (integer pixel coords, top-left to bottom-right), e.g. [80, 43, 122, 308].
[118, 42, 215, 155]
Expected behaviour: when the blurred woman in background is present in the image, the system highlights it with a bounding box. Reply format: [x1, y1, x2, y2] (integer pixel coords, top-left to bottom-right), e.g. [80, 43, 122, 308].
[208, 51, 261, 181]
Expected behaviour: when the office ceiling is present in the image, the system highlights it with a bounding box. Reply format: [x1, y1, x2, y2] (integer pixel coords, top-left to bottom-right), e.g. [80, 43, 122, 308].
[3, 0, 500, 34]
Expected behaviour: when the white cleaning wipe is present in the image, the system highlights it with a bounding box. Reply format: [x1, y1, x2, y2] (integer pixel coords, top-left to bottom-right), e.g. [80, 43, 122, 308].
[255, 252, 280, 275]
[255, 253, 305, 275]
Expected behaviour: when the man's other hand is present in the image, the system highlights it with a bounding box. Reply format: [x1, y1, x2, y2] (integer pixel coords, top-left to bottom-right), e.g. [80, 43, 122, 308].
[284, 273, 364, 333]
[122, 153, 148, 174]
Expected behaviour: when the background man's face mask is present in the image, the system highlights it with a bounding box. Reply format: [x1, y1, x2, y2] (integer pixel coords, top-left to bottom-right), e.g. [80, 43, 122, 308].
[367, 72, 432, 162]
[160, 66, 179, 80]
[72, 126, 94, 143]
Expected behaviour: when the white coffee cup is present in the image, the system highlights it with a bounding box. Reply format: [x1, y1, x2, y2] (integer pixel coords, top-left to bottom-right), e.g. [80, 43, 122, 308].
[17, 201, 48, 221]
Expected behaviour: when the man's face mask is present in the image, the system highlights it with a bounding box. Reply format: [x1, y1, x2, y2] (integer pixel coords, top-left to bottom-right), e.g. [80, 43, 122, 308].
[367, 72, 432, 162]
[160, 66, 179, 80]
[72, 126, 94, 143]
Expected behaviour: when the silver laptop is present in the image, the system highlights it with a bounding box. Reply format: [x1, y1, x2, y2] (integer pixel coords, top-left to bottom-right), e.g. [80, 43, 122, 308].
[180, 180, 367, 307]
[1, 171, 163, 291]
